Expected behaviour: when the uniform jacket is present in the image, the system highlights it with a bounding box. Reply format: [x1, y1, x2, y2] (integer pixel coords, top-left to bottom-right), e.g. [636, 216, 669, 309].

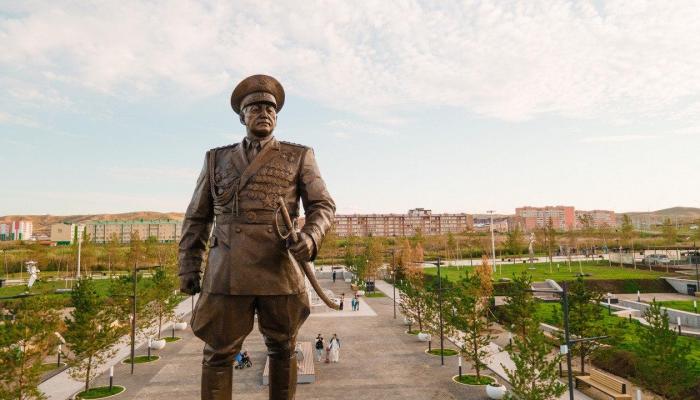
[178, 136, 336, 295]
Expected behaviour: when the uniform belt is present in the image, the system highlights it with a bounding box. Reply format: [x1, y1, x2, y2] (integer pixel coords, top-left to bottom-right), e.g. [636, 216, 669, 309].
[215, 210, 297, 225]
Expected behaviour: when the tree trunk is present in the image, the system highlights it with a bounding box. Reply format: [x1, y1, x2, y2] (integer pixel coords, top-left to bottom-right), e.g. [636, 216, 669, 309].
[473, 336, 481, 379]
[85, 355, 92, 392]
[580, 352, 585, 374]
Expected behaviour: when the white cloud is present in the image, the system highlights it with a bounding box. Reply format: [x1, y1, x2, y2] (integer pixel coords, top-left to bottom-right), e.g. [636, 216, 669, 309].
[0, 111, 40, 128]
[327, 119, 396, 136]
[2, 0, 700, 124]
[579, 134, 658, 143]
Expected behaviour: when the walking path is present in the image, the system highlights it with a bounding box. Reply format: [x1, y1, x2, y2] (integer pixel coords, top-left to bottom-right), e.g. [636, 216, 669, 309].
[39, 294, 200, 400]
[374, 280, 594, 400]
[47, 279, 494, 399]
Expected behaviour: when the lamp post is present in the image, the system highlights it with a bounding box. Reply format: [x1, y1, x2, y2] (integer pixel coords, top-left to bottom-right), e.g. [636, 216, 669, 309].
[487, 210, 497, 273]
[525, 283, 609, 400]
[392, 249, 396, 319]
[434, 257, 445, 366]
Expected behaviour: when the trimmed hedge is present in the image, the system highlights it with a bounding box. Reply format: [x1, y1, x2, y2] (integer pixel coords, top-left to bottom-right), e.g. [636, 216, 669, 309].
[591, 347, 637, 380]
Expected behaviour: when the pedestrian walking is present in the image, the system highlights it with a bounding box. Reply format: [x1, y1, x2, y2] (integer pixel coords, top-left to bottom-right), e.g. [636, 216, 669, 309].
[355, 294, 360, 311]
[351, 296, 357, 311]
[314, 334, 325, 362]
[332, 270, 336, 283]
[329, 334, 341, 363]
[339, 297, 344, 310]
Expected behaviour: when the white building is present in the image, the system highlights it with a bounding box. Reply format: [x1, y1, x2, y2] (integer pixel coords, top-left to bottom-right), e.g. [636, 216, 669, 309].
[50, 223, 84, 245]
[0, 221, 33, 241]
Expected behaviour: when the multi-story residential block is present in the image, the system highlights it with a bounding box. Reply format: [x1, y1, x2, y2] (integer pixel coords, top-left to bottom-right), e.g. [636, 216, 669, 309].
[473, 215, 510, 233]
[515, 206, 575, 231]
[575, 210, 617, 229]
[332, 208, 473, 237]
[50, 223, 85, 245]
[83, 219, 183, 243]
[0, 221, 33, 241]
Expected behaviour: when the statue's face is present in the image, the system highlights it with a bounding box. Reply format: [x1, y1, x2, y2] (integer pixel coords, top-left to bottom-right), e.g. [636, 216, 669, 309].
[242, 102, 277, 137]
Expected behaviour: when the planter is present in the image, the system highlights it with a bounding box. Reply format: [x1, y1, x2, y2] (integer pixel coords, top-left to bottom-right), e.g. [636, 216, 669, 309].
[344, 278, 352, 283]
[172, 322, 187, 331]
[486, 383, 507, 399]
[417, 332, 431, 342]
[350, 284, 358, 291]
[149, 339, 166, 350]
[403, 317, 414, 326]
[453, 374, 496, 387]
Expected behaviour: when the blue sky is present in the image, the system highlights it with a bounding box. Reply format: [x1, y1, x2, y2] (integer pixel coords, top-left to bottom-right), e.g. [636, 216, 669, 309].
[1, 1, 700, 216]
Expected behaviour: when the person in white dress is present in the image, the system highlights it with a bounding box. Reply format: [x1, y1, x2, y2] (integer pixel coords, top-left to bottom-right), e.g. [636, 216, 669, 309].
[328, 333, 341, 363]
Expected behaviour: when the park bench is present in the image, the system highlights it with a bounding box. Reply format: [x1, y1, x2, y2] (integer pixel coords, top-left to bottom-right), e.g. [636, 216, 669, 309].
[575, 369, 631, 400]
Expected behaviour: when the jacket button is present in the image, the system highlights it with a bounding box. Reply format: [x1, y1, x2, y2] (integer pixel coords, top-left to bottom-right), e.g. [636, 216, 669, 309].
[267, 227, 273, 233]
[235, 227, 241, 233]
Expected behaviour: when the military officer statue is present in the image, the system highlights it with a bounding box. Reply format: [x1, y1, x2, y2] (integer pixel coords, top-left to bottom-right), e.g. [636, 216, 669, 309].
[179, 74, 336, 400]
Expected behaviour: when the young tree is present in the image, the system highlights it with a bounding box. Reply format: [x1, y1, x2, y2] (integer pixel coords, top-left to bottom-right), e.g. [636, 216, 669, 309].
[636, 301, 695, 400]
[566, 276, 605, 374]
[105, 233, 121, 278]
[149, 267, 180, 339]
[364, 236, 384, 281]
[503, 272, 537, 337]
[474, 255, 493, 301]
[398, 271, 430, 332]
[504, 322, 566, 400]
[0, 297, 61, 400]
[505, 225, 525, 261]
[452, 272, 493, 380]
[64, 278, 124, 392]
[661, 217, 677, 245]
[412, 242, 424, 265]
[620, 214, 634, 245]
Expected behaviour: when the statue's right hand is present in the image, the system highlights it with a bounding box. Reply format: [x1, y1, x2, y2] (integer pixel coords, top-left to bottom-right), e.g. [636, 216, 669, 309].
[179, 272, 201, 295]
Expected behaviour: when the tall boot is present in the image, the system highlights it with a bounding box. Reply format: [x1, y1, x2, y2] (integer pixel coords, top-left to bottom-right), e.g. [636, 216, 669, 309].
[268, 355, 297, 400]
[201, 365, 232, 400]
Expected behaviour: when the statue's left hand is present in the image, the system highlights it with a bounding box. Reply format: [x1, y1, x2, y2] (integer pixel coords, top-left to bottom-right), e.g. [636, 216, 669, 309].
[288, 232, 314, 262]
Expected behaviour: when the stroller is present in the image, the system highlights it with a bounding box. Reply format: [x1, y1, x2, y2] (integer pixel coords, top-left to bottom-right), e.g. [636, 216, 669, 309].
[234, 350, 252, 369]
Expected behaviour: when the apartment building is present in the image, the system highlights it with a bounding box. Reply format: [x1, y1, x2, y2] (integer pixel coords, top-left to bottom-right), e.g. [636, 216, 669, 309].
[50, 223, 85, 245]
[0, 220, 33, 241]
[515, 206, 575, 231]
[575, 210, 617, 229]
[333, 208, 473, 237]
[84, 219, 183, 243]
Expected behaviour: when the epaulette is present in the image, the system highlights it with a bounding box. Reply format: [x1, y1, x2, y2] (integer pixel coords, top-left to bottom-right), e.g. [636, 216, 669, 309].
[209, 143, 239, 153]
[279, 140, 308, 149]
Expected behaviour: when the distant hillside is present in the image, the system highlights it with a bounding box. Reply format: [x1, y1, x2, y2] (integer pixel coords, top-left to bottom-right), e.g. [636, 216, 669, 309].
[619, 206, 700, 224]
[0, 212, 184, 236]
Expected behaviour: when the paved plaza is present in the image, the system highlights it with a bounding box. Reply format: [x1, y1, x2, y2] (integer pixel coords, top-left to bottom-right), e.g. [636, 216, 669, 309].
[87, 279, 490, 400]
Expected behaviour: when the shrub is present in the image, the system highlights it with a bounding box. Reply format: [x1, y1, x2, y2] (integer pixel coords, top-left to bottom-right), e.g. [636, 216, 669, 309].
[591, 347, 637, 379]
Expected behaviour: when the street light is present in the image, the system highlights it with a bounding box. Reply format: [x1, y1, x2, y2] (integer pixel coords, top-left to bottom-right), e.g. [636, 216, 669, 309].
[525, 283, 609, 400]
[487, 210, 497, 273]
[428, 257, 446, 366]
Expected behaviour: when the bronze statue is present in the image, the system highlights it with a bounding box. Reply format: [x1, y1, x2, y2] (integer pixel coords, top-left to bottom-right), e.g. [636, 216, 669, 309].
[178, 74, 336, 400]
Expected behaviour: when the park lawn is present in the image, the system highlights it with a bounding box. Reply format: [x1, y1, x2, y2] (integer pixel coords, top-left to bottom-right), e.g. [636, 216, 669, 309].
[424, 260, 668, 282]
[657, 300, 699, 314]
[534, 302, 700, 376]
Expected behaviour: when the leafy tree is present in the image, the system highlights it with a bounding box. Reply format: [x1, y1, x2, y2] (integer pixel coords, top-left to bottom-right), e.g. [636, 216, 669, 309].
[398, 272, 430, 332]
[620, 214, 634, 245]
[105, 233, 121, 278]
[0, 297, 61, 400]
[661, 218, 677, 245]
[452, 272, 493, 380]
[503, 272, 537, 337]
[503, 322, 566, 400]
[636, 301, 695, 399]
[505, 225, 525, 261]
[566, 277, 606, 374]
[64, 278, 124, 392]
[474, 255, 493, 301]
[446, 232, 456, 260]
[412, 242, 424, 264]
[363, 236, 384, 281]
[149, 267, 180, 338]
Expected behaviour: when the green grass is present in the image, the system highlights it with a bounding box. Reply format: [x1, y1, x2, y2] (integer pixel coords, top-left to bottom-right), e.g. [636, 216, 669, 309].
[122, 355, 159, 364]
[657, 300, 700, 314]
[406, 330, 420, 335]
[76, 386, 125, 399]
[40, 362, 65, 373]
[424, 260, 668, 282]
[164, 336, 181, 342]
[364, 292, 386, 298]
[534, 302, 700, 375]
[427, 348, 458, 356]
[454, 374, 495, 385]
